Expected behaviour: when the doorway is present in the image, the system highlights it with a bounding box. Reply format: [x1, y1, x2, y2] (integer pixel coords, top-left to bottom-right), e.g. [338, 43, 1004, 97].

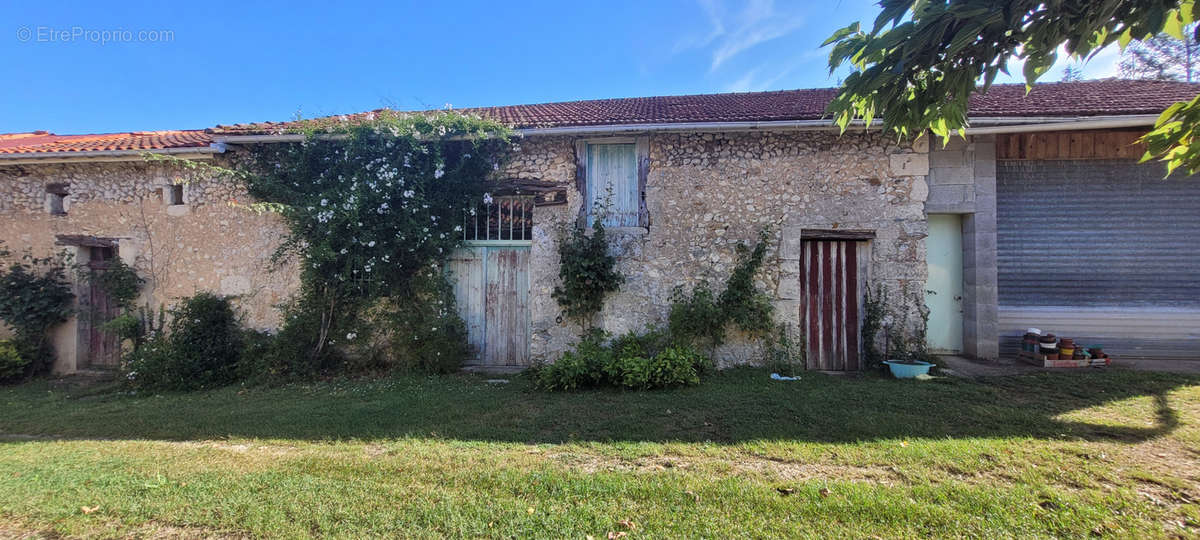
[447, 195, 533, 368]
[801, 239, 863, 370]
[84, 246, 122, 368]
[925, 214, 964, 353]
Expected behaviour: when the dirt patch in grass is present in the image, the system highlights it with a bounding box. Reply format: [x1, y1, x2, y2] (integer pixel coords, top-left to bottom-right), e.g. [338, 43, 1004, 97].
[1121, 439, 1200, 511]
[547, 451, 904, 484]
[0, 519, 248, 540]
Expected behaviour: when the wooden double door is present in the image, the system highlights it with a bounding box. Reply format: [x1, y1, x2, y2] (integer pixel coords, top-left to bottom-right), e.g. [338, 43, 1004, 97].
[447, 243, 531, 367]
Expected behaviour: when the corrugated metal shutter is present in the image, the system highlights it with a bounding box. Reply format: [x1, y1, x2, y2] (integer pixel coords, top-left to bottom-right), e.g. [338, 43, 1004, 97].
[996, 159, 1200, 359]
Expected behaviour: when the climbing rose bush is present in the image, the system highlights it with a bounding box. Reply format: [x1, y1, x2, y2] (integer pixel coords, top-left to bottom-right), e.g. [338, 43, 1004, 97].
[233, 111, 513, 374]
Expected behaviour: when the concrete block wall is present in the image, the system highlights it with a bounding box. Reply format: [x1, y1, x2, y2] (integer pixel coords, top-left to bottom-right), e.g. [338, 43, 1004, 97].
[928, 136, 999, 361]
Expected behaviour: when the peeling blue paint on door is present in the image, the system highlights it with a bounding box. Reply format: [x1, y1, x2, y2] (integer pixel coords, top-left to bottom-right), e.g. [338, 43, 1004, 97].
[448, 243, 530, 366]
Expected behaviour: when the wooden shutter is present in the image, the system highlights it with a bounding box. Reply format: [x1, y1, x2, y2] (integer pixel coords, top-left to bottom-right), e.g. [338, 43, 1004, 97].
[585, 143, 639, 227]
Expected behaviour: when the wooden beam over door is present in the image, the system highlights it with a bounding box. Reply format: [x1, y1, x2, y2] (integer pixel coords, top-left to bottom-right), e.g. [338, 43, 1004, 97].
[801, 229, 876, 241]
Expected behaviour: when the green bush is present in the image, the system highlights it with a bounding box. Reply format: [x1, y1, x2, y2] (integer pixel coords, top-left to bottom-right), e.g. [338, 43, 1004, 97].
[533, 329, 703, 391]
[667, 230, 774, 350]
[646, 346, 703, 388]
[383, 270, 472, 374]
[534, 349, 592, 391]
[122, 335, 173, 389]
[123, 293, 244, 391]
[0, 245, 74, 378]
[167, 293, 243, 388]
[101, 313, 143, 343]
[667, 283, 725, 346]
[234, 328, 277, 382]
[258, 298, 339, 378]
[533, 328, 611, 390]
[0, 340, 27, 382]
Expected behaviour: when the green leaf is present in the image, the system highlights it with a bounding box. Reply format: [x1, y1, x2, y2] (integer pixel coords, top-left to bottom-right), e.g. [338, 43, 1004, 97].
[1022, 51, 1056, 86]
[822, 21, 860, 47]
[1118, 27, 1134, 50]
[1164, 12, 1184, 39]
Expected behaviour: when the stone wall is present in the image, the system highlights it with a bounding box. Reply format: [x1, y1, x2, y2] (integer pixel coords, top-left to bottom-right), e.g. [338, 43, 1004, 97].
[0, 159, 299, 372]
[502, 130, 931, 366]
[3, 130, 932, 373]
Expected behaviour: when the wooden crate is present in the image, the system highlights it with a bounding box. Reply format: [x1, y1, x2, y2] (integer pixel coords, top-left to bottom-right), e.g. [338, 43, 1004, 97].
[1017, 351, 1110, 368]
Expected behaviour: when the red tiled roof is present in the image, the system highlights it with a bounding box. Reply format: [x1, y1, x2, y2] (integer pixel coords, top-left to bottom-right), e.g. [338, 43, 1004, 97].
[6, 80, 1199, 158]
[0, 130, 212, 155]
[211, 80, 1200, 134]
[967, 79, 1200, 117]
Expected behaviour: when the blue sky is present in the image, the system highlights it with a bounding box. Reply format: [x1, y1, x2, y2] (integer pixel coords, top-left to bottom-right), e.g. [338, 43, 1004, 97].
[2, 0, 1121, 134]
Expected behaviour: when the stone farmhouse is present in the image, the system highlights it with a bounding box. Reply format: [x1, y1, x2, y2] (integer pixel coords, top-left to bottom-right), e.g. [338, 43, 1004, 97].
[1, 80, 1198, 373]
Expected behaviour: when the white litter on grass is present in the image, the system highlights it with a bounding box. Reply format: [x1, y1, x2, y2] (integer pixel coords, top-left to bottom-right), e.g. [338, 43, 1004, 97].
[485, 379, 510, 384]
[770, 373, 800, 381]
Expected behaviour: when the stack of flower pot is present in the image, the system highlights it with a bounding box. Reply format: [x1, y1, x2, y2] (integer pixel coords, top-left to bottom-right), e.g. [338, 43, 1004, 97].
[1017, 329, 1111, 367]
[1058, 338, 1075, 360]
[1021, 331, 1040, 353]
[1038, 334, 1059, 360]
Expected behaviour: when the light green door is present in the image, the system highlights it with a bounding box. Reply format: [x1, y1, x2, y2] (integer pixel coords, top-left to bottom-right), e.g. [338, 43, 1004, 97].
[925, 214, 963, 353]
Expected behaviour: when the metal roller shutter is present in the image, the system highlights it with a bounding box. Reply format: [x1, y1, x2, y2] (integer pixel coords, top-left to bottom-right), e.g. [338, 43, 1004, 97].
[996, 159, 1200, 360]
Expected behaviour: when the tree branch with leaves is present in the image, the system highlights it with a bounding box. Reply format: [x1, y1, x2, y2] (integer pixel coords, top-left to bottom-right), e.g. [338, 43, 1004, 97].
[824, 0, 1200, 173]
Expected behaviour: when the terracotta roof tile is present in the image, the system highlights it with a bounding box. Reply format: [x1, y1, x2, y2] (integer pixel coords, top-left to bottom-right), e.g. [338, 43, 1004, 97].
[7, 80, 1200, 158]
[0, 130, 212, 155]
[211, 80, 1200, 134]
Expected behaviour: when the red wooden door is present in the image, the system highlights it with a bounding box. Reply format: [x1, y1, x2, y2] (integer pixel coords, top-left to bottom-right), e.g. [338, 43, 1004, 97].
[802, 240, 861, 370]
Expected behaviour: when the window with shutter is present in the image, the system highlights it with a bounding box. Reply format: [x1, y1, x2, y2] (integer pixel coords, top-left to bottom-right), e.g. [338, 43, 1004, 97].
[585, 143, 639, 227]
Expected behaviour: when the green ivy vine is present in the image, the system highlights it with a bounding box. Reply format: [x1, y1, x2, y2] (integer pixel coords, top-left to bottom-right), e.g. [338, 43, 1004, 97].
[668, 229, 774, 348]
[552, 209, 624, 326]
[93, 257, 143, 309]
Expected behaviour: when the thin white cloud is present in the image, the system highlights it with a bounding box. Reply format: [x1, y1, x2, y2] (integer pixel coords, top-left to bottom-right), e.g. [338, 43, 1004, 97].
[674, 0, 807, 73]
[723, 54, 815, 92]
[672, 0, 726, 53]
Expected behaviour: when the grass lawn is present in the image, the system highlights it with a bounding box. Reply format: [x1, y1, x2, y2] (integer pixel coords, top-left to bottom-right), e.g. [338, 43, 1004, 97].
[1, 367, 1198, 538]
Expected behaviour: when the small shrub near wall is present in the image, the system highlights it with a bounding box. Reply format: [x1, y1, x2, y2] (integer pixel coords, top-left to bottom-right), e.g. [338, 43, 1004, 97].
[123, 292, 246, 391]
[377, 269, 472, 374]
[538, 229, 780, 391]
[533, 328, 706, 391]
[552, 215, 624, 327]
[0, 243, 74, 382]
[0, 341, 25, 382]
[667, 230, 774, 350]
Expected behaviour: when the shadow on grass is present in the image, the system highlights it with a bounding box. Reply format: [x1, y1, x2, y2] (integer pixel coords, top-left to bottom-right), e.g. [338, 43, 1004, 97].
[0, 368, 1196, 445]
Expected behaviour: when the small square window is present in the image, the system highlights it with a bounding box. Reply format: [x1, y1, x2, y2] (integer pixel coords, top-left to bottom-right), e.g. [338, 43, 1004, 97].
[45, 184, 68, 215]
[168, 184, 185, 206]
